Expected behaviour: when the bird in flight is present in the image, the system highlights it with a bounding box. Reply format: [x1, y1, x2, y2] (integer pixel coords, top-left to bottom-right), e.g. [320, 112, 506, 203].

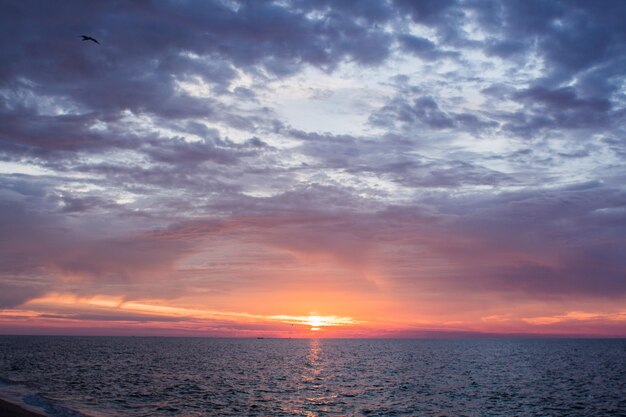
[80, 35, 100, 45]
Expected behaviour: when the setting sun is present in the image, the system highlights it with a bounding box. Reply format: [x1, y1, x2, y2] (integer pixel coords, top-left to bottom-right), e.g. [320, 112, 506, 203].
[307, 315, 322, 327]
[307, 315, 324, 331]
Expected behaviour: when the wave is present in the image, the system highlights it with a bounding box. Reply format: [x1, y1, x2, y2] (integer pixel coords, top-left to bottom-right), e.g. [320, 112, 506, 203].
[0, 377, 91, 417]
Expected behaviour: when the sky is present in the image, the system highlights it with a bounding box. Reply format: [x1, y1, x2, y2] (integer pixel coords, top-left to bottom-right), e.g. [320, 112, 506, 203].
[0, 0, 625, 338]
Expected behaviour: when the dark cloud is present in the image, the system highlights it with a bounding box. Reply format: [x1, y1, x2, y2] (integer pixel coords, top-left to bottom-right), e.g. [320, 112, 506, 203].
[0, 0, 395, 89]
[475, 0, 626, 97]
[394, 0, 459, 26]
[142, 136, 266, 166]
[370, 94, 497, 133]
[501, 86, 617, 136]
[398, 34, 459, 61]
[0, 110, 119, 156]
[0, 283, 44, 308]
[59, 195, 115, 214]
[429, 182, 626, 297]
[0, 190, 198, 305]
[291, 129, 513, 188]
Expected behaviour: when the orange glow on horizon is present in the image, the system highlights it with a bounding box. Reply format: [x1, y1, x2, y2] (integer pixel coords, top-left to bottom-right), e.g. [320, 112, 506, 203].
[15, 293, 364, 336]
[0, 292, 622, 338]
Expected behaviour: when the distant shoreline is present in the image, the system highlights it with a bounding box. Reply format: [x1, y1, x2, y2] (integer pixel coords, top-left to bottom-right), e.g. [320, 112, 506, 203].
[0, 398, 47, 417]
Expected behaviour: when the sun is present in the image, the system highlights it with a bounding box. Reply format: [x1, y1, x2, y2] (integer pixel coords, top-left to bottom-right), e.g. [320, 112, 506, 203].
[275, 313, 358, 332]
[306, 315, 324, 331]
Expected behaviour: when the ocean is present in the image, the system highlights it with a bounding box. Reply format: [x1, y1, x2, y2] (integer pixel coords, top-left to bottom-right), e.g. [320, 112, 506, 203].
[0, 336, 624, 416]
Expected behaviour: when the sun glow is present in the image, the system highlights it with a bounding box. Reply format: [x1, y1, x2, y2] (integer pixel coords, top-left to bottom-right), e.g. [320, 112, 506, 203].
[307, 315, 324, 331]
[304, 314, 346, 331]
[18, 294, 362, 336]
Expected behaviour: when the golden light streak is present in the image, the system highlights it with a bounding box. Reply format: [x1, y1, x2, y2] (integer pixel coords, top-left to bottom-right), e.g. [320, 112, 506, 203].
[522, 310, 626, 325]
[0, 309, 41, 318]
[21, 293, 362, 330]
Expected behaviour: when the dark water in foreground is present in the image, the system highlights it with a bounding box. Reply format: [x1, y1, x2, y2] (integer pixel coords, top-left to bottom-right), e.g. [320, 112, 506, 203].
[0, 337, 624, 416]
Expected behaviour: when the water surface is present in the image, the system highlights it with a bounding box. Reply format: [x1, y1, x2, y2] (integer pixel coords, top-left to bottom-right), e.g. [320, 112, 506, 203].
[0, 337, 624, 416]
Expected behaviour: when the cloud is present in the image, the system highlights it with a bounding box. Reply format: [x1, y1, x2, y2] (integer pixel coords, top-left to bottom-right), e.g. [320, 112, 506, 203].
[427, 182, 626, 297]
[370, 88, 498, 134]
[522, 310, 626, 325]
[0, 284, 44, 309]
[398, 35, 459, 61]
[0, 0, 625, 334]
[476, 1, 626, 95]
[502, 86, 616, 136]
[394, 0, 459, 26]
[0, 189, 198, 305]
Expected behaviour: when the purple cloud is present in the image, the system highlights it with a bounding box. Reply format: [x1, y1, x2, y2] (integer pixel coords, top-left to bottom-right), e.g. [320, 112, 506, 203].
[0, 0, 624, 335]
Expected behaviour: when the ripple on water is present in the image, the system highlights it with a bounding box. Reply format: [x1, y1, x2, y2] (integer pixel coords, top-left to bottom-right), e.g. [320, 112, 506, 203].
[0, 337, 624, 416]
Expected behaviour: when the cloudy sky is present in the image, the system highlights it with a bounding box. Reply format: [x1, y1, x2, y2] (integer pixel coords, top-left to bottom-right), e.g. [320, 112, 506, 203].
[1, 0, 625, 337]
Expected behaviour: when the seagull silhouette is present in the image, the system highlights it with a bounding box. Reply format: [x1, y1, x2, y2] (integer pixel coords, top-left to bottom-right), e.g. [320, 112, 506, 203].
[80, 35, 100, 45]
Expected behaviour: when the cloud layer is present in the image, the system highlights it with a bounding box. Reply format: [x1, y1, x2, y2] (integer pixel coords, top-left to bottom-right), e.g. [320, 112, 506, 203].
[1, 0, 625, 335]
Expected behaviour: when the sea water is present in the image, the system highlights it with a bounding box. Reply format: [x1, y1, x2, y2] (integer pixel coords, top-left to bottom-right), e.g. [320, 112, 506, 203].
[0, 336, 624, 416]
